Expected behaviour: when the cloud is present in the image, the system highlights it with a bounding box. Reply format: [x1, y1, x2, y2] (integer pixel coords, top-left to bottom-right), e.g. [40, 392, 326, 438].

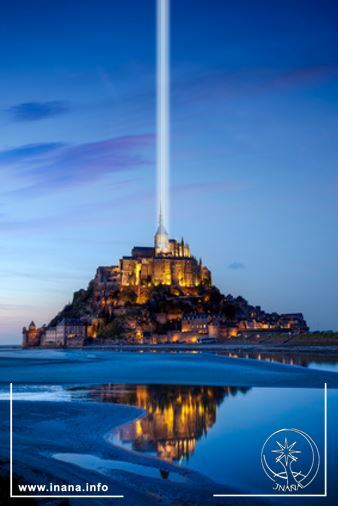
[173, 180, 238, 193]
[173, 65, 338, 106]
[0, 219, 44, 232]
[228, 262, 246, 270]
[0, 185, 149, 234]
[6, 101, 68, 122]
[0, 143, 65, 165]
[0, 134, 153, 193]
[0, 269, 89, 282]
[0, 303, 34, 312]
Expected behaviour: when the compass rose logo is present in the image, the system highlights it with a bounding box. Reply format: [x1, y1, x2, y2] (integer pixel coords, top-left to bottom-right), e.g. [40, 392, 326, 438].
[261, 428, 320, 492]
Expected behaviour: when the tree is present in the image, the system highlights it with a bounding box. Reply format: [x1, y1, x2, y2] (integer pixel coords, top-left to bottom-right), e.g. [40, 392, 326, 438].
[221, 302, 237, 320]
[119, 288, 137, 306]
[96, 318, 126, 340]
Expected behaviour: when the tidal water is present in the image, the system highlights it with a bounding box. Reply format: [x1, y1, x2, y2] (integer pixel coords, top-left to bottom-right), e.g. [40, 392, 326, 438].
[84, 383, 334, 494]
[1, 347, 337, 497]
[7, 382, 331, 493]
[214, 350, 338, 373]
[53, 453, 187, 483]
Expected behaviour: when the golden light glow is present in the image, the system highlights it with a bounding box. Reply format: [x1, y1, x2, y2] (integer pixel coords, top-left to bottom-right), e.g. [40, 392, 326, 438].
[96, 384, 242, 462]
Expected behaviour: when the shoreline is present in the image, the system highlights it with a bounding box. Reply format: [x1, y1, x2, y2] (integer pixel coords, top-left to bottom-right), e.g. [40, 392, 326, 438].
[5, 341, 338, 358]
[1, 349, 337, 504]
[83, 342, 338, 354]
[0, 400, 241, 505]
[5, 336, 338, 355]
[17, 336, 338, 354]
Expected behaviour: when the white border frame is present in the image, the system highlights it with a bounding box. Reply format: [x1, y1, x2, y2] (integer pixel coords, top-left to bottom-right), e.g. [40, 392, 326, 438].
[213, 382, 328, 498]
[9, 383, 124, 499]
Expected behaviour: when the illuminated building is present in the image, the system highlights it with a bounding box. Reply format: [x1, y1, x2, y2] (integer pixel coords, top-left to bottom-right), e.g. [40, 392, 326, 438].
[181, 313, 209, 333]
[22, 216, 308, 347]
[22, 321, 41, 347]
[93, 213, 212, 306]
[88, 384, 248, 462]
[24, 318, 87, 347]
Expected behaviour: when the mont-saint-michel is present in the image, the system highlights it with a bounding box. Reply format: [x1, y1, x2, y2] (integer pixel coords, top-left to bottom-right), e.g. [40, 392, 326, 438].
[2, 1, 338, 504]
[23, 213, 309, 348]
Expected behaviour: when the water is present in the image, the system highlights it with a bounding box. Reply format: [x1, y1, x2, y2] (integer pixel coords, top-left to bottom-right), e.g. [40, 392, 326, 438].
[215, 349, 338, 373]
[0, 384, 88, 401]
[1, 348, 338, 498]
[1, 345, 338, 373]
[53, 453, 187, 483]
[0, 384, 72, 402]
[85, 383, 332, 493]
[308, 361, 338, 373]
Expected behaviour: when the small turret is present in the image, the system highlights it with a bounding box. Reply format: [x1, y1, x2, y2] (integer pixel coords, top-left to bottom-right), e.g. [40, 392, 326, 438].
[179, 237, 184, 256]
[22, 321, 40, 348]
[184, 242, 191, 257]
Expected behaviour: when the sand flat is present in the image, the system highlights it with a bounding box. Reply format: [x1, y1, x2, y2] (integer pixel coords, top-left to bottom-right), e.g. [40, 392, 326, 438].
[0, 349, 337, 387]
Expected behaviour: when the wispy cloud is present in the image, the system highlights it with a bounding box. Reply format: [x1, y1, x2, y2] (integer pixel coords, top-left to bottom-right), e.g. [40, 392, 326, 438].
[0, 269, 89, 282]
[173, 180, 239, 193]
[0, 303, 35, 312]
[6, 101, 68, 122]
[0, 175, 239, 235]
[228, 262, 246, 270]
[0, 134, 154, 193]
[0, 143, 65, 165]
[0, 185, 152, 234]
[173, 65, 338, 106]
[0, 219, 45, 232]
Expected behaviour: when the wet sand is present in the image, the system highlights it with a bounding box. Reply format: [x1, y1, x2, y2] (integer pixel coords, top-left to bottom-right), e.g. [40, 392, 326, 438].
[1, 350, 338, 387]
[0, 350, 337, 505]
[0, 400, 250, 505]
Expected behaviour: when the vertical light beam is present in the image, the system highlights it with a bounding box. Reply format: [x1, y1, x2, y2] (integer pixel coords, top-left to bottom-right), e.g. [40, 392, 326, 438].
[157, 0, 170, 231]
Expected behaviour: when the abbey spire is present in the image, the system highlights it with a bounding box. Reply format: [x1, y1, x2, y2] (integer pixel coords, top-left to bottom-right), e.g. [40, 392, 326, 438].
[154, 206, 169, 255]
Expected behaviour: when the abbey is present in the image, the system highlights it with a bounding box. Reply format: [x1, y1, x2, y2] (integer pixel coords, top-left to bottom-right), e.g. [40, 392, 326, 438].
[93, 214, 212, 306]
[123, 215, 211, 288]
[22, 214, 308, 348]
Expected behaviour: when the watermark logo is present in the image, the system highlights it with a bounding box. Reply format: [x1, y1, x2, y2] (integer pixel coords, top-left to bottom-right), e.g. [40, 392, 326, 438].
[261, 428, 320, 493]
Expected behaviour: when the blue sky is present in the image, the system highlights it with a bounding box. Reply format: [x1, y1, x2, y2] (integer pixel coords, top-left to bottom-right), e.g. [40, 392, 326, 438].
[1, 0, 338, 342]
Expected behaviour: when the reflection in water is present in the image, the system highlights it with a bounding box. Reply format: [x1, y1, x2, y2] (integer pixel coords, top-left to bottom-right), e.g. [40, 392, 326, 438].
[53, 453, 187, 483]
[107, 348, 338, 372]
[87, 384, 250, 462]
[217, 351, 309, 366]
[216, 350, 338, 370]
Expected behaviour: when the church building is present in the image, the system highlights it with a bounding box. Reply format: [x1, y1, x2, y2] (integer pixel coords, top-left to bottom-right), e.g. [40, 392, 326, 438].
[119, 213, 211, 292]
[93, 214, 212, 306]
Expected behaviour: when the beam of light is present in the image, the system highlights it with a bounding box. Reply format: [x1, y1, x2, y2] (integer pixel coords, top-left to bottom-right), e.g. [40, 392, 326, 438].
[157, 0, 170, 231]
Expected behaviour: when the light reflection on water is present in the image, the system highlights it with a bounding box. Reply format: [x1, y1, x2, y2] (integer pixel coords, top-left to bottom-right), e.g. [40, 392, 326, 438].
[1, 345, 338, 373]
[90, 347, 338, 373]
[215, 350, 338, 372]
[88, 384, 249, 463]
[84, 384, 332, 493]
